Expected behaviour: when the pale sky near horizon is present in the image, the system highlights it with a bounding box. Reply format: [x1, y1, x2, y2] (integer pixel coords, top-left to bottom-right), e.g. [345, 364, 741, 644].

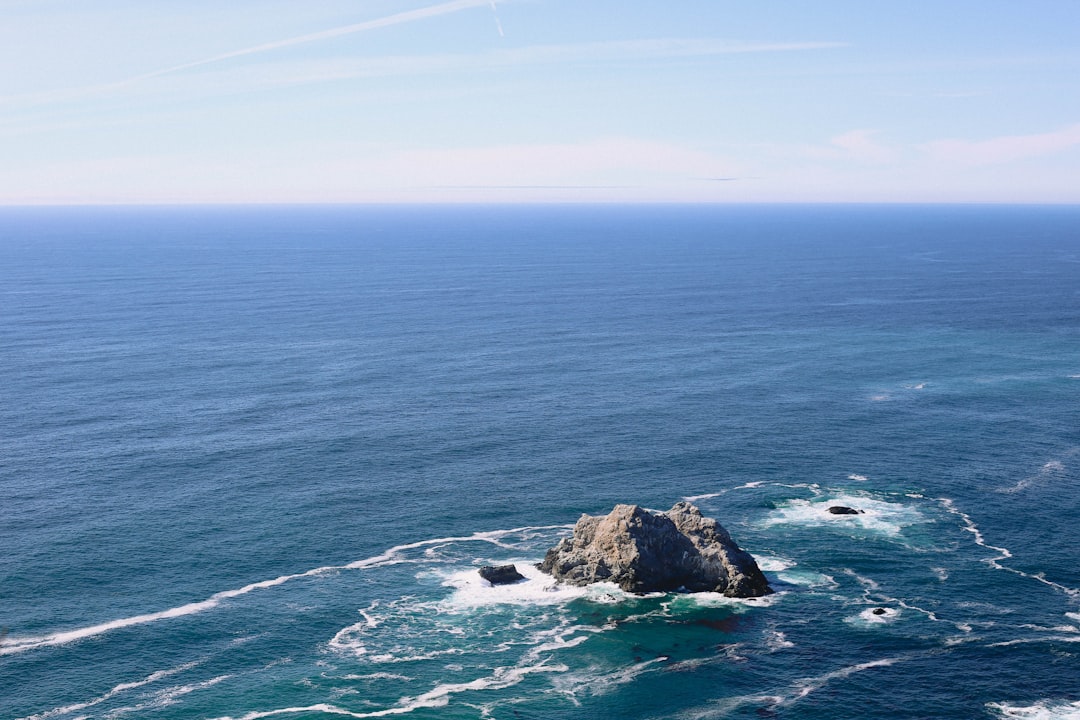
[1, 1, 1079, 204]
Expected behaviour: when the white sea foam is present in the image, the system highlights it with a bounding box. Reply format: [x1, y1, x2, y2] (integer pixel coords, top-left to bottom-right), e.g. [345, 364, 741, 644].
[1000, 458, 1068, 494]
[776, 567, 837, 588]
[988, 699, 1080, 719]
[549, 656, 667, 703]
[210, 662, 568, 719]
[757, 552, 836, 587]
[15, 661, 200, 720]
[752, 555, 793, 573]
[787, 657, 901, 703]
[848, 473, 869, 482]
[683, 481, 765, 503]
[848, 607, 900, 625]
[766, 630, 795, 651]
[106, 674, 232, 717]
[0, 525, 569, 657]
[938, 497, 1080, 598]
[762, 493, 926, 537]
[679, 590, 785, 609]
[435, 563, 590, 608]
[691, 656, 908, 718]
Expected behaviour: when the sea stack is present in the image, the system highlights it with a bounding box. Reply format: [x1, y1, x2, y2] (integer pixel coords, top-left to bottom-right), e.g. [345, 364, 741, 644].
[537, 502, 772, 597]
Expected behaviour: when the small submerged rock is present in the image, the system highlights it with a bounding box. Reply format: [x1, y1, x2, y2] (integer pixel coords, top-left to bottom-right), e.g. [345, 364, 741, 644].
[827, 506, 864, 515]
[537, 502, 772, 597]
[477, 564, 526, 585]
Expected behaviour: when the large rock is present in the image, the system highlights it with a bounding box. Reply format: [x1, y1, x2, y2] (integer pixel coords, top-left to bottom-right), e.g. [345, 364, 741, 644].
[537, 502, 772, 597]
[478, 564, 526, 585]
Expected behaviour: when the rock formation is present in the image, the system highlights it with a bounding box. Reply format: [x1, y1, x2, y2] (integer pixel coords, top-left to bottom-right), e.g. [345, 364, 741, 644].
[827, 506, 864, 515]
[537, 502, 772, 597]
[478, 564, 526, 585]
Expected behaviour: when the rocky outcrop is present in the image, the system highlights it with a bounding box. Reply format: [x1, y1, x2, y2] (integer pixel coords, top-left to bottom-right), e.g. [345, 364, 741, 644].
[537, 502, 772, 597]
[827, 506, 864, 515]
[478, 564, 526, 585]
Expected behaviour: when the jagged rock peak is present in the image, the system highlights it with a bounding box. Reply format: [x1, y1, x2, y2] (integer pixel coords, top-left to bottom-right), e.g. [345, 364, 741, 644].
[537, 502, 772, 597]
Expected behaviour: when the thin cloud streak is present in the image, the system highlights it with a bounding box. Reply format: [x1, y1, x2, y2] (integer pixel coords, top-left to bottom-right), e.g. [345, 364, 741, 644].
[0, 0, 500, 106]
[1, 36, 846, 110]
[128, 0, 501, 83]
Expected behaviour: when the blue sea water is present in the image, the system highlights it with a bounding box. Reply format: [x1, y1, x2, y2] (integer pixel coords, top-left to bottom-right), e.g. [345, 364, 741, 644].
[1, 204, 1079, 720]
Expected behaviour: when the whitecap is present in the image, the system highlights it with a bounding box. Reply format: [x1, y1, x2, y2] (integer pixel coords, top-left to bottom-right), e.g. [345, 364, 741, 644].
[766, 630, 795, 651]
[848, 473, 869, 482]
[987, 699, 1080, 719]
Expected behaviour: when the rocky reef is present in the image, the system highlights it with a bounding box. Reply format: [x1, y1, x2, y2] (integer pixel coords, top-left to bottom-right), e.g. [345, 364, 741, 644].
[537, 502, 772, 597]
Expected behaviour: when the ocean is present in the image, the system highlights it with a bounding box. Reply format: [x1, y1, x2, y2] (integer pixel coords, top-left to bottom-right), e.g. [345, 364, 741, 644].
[1, 204, 1078, 720]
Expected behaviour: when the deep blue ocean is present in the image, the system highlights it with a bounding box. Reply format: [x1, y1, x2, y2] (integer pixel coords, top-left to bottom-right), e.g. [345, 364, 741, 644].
[2, 204, 1079, 720]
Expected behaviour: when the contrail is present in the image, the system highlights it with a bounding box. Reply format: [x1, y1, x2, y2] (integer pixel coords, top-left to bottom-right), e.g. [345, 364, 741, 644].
[0, 0, 501, 106]
[130, 0, 500, 83]
[26, 0, 489, 98]
[489, 0, 505, 37]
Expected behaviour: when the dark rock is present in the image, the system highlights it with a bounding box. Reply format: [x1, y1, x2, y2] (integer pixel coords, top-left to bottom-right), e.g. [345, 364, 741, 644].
[478, 564, 526, 585]
[872, 608, 887, 615]
[827, 506, 864, 515]
[537, 502, 772, 597]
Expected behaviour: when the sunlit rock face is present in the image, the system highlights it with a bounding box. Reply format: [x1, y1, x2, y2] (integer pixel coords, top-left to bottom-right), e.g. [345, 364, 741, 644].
[538, 502, 772, 597]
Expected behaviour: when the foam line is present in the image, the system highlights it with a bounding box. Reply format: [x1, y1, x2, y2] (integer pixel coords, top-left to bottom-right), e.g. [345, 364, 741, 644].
[848, 568, 978, 632]
[938, 498, 1080, 598]
[682, 482, 765, 502]
[785, 657, 902, 704]
[210, 663, 567, 719]
[987, 699, 1080, 718]
[15, 661, 200, 720]
[0, 525, 569, 657]
[106, 674, 233, 718]
[681, 656, 910, 719]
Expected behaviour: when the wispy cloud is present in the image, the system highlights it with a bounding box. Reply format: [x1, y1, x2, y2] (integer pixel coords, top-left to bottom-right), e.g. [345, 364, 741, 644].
[0, 0, 502, 106]
[2, 35, 847, 110]
[829, 129, 897, 163]
[127, 0, 502, 83]
[921, 123, 1080, 166]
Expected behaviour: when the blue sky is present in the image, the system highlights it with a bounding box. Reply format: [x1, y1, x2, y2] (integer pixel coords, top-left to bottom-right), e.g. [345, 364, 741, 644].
[1, 0, 1078, 204]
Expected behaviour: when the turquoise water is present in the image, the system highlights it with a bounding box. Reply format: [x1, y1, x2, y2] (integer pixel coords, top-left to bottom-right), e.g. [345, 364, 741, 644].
[2, 205, 1079, 719]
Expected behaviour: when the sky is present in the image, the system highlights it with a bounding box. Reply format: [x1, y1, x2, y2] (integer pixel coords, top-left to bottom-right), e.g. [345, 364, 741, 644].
[1, 0, 1079, 204]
